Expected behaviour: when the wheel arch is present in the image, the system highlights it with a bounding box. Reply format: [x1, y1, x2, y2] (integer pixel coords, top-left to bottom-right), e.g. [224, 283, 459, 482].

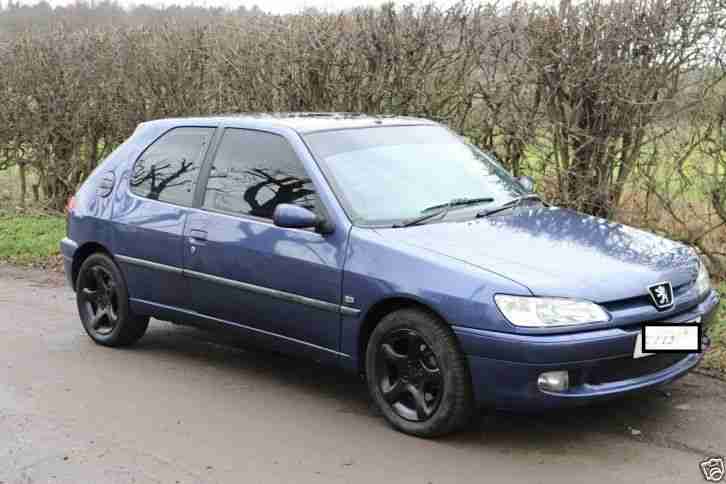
[71, 242, 113, 289]
[357, 296, 451, 374]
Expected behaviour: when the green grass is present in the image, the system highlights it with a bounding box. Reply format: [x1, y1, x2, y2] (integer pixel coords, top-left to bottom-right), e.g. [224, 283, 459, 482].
[703, 282, 726, 376]
[0, 214, 66, 266]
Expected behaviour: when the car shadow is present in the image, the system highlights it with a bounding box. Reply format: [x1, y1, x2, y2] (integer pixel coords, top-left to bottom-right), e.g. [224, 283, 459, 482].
[129, 321, 686, 448]
[131, 321, 374, 414]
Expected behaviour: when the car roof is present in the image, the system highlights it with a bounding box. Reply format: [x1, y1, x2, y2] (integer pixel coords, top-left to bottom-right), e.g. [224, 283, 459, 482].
[139, 112, 438, 134]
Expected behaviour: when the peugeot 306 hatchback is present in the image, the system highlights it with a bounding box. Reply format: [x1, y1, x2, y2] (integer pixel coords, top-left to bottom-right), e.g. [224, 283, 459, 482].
[62, 113, 720, 437]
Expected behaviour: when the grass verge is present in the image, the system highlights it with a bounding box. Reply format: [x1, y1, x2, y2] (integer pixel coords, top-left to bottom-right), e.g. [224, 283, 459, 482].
[0, 213, 66, 268]
[702, 282, 726, 378]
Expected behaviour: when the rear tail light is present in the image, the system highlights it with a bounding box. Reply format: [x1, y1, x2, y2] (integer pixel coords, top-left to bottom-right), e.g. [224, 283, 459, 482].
[65, 196, 76, 214]
[65, 196, 76, 238]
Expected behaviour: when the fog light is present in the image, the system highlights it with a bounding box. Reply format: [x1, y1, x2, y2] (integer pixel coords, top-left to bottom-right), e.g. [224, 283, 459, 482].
[537, 371, 569, 392]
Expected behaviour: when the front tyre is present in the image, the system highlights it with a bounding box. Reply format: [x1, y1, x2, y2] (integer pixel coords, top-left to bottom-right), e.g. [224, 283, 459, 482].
[76, 253, 149, 347]
[365, 308, 474, 437]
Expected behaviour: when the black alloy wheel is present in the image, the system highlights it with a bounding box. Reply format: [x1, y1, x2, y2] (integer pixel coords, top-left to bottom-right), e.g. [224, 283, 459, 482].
[365, 308, 474, 437]
[377, 329, 443, 421]
[76, 253, 149, 347]
[78, 265, 120, 336]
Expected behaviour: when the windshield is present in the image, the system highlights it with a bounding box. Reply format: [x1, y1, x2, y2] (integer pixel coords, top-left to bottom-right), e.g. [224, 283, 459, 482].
[304, 125, 526, 226]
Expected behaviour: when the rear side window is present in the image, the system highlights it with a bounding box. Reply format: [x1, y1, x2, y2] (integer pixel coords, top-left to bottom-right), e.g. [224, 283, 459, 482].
[202, 129, 317, 219]
[130, 127, 214, 206]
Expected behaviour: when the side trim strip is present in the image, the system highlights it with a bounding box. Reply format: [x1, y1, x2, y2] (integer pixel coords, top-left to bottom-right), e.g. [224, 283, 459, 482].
[339, 305, 361, 317]
[117, 254, 361, 316]
[184, 268, 361, 316]
[116, 254, 184, 275]
[130, 297, 350, 358]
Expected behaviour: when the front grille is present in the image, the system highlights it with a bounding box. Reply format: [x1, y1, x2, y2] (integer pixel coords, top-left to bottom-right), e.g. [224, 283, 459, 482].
[601, 281, 693, 313]
[586, 353, 688, 385]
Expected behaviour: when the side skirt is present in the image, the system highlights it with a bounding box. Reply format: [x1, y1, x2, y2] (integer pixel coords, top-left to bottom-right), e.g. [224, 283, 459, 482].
[130, 297, 350, 367]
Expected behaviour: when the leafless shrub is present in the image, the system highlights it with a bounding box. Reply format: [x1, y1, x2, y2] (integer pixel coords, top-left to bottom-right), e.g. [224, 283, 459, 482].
[526, 0, 725, 219]
[0, 0, 725, 275]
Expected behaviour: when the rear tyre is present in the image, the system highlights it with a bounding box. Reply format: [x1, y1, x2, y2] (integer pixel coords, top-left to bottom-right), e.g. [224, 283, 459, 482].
[76, 253, 149, 347]
[365, 308, 474, 437]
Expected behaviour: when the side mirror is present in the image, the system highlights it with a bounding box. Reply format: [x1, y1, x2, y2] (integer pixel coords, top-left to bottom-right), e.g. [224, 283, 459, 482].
[517, 175, 535, 193]
[273, 204, 332, 233]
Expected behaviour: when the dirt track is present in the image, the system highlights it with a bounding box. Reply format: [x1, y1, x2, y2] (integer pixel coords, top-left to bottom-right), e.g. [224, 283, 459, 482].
[0, 264, 724, 483]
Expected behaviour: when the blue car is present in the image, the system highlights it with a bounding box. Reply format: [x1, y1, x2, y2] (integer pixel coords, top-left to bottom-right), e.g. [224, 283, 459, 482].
[62, 113, 720, 437]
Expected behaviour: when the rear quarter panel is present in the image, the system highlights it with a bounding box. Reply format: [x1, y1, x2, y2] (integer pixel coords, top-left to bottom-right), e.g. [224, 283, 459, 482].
[68, 122, 172, 251]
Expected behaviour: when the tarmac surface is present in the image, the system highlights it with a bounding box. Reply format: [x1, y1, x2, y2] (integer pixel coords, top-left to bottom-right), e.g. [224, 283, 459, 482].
[0, 264, 724, 483]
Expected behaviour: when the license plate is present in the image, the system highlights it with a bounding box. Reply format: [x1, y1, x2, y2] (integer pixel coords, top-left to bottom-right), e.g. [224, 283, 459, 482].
[633, 317, 702, 359]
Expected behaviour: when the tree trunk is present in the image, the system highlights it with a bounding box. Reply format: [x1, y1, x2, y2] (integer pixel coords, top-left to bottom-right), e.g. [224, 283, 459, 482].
[17, 162, 27, 211]
[43, 178, 71, 212]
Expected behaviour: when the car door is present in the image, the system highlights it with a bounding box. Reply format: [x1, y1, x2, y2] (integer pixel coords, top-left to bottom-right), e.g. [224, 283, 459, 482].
[183, 127, 347, 353]
[112, 126, 216, 312]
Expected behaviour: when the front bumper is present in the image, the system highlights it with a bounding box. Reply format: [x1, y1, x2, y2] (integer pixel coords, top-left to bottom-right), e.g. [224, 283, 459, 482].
[454, 289, 720, 410]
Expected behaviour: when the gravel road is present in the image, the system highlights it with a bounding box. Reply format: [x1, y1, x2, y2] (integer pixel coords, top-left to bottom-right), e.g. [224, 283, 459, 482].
[0, 264, 724, 483]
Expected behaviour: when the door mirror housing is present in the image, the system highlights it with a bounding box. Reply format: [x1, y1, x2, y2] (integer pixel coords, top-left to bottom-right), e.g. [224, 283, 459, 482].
[273, 204, 333, 234]
[517, 175, 535, 193]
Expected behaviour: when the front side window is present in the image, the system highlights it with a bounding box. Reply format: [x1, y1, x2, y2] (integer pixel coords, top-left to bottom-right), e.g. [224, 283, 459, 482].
[304, 125, 525, 225]
[130, 127, 214, 206]
[202, 129, 317, 219]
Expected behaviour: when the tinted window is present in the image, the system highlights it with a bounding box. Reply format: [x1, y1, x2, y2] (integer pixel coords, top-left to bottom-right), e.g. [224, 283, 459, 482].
[130, 127, 214, 206]
[304, 125, 524, 225]
[202, 129, 316, 219]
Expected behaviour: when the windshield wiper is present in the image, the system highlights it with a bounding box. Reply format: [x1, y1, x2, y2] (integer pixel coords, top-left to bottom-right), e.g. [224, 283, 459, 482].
[394, 197, 495, 228]
[419, 197, 496, 214]
[476, 194, 542, 218]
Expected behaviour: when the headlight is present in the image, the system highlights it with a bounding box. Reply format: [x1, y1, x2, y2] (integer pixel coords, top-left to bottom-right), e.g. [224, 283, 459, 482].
[494, 295, 609, 327]
[695, 258, 711, 296]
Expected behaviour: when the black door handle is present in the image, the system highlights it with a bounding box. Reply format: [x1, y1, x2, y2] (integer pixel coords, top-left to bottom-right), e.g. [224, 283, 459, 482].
[189, 229, 208, 242]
